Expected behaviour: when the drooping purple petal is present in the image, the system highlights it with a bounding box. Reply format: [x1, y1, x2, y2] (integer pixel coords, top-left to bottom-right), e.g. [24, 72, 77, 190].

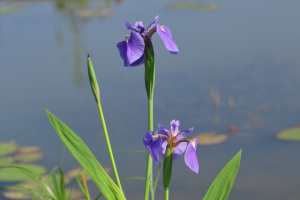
[129, 55, 144, 66]
[157, 24, 179, 55]
[184, 138, 199, 174]
[146, 15, 159, 31]
[135, 21, 144, 30]
[143, 132, 162, 165]
[170, 119, 180, 136]
[177, 127, 194, 136]
[117, 41, 127, 63]
[127, 31, 145, 65]
[116, 41, 144, 67]
[173, 134, 187, 160]
[124, 22, 139, 32]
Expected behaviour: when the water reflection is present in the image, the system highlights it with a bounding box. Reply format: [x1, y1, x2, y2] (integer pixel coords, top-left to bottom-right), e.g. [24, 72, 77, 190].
[53, 0, 117, 87]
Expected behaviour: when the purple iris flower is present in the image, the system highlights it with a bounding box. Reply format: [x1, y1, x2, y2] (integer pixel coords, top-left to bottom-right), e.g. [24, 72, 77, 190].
[117, 15, 179, 67]
[143, 119, 199, 174]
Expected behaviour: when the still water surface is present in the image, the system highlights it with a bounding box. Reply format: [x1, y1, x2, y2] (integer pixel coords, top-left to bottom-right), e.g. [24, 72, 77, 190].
[1, 0, 300, 199]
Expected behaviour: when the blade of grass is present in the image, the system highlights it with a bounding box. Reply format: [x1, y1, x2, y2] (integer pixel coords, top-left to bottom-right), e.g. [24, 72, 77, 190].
[152, 162, 162, 197]
[0, 166, 55, 198]
[76, 175, 86, 197]
[81, 172, 90, 200]
[51, 172, 60, 199]
[59, 168, 66, 200]
[95, 193, 103, 200]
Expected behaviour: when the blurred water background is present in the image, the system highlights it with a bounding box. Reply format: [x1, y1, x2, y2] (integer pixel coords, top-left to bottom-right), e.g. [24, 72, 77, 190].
[1, 0, 300, 199]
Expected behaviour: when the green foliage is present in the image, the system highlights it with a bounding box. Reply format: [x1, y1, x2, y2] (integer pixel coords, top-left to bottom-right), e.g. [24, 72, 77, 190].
[144, 37, 155, 99]
[46, 110, 126, 200]
[276, 127, 300, 141]
[0, 164, 46, 182]
[203, 150, 242, 200]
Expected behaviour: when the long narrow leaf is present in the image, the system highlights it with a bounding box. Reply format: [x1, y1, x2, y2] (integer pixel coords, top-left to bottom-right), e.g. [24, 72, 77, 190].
[203, 150, 242, 200]
[46, 110, 125, 200]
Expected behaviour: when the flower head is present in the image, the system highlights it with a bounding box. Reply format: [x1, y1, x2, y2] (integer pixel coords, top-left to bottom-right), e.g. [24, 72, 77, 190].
[117, 15, 179, 67]
[143, 119, 199, 173]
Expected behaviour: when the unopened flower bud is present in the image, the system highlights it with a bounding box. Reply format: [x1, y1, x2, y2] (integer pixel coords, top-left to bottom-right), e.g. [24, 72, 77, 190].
[87, 54, 100, 103]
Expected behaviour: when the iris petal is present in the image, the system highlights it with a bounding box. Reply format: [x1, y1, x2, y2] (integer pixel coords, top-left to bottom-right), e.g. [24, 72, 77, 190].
[184, 138, 199, 174]
[135, 21, 144, 30]
[116, 41, 144, 66]
[170, 119, 180, 136]
[173, 134, 187, 160]
[146, 15, 159, 31]
[143, 132, 162, 165]
[124, 22, 139, 32]
[159, 134, 187, 160]
[177, 127, 194, 136]
[127, 31, 145, 65]
[157, 24, 179, 54]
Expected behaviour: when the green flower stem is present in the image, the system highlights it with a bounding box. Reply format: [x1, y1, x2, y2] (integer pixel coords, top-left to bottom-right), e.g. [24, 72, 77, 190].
[164, 189, 169, 200]
[144, 97, 154, 200]
[97, 101, 123, 192]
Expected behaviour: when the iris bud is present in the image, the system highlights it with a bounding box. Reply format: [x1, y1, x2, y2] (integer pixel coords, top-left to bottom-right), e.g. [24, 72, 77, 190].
[87, 54, 100, 103]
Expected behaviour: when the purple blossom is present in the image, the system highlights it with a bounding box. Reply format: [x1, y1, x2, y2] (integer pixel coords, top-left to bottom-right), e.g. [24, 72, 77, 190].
[143, 119, 199, 173]
[117, 15, 179, 67]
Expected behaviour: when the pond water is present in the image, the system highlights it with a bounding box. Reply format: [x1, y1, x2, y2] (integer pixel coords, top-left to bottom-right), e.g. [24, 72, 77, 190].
[1, 0, 300, 199]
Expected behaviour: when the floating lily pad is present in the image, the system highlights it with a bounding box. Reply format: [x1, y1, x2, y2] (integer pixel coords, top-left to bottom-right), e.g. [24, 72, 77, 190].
[2, 191, 32, 199]
[0, 164, 47, 182]
[75, 8, 113, 18]
[0, 141, 18, 157]
[166, 2, 220, 11]
[14, 153, 44, 163]
[0, 157, 14, 166]
[0, 7, 23, 15]
[66, 166, 110, 181]
[18, 146, 40, 154]
[194, 132, 228, 145]
[276, 127, 300, 142]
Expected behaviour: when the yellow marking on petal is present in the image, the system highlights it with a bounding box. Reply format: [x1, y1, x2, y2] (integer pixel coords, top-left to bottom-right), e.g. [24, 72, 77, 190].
[191, 139, 196, 149]
[160, 25, 166, 32]
[152, 134, 159, 142]
[125, 35, 130, 40]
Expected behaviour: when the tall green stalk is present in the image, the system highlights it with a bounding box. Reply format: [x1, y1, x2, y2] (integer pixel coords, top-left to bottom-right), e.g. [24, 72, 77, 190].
[164, 189, 169, 200]
[87, 55, 123, 192]
[144, 98, 154, 200]
[144, 37, 155, 200]
[97, 101, 123, 192]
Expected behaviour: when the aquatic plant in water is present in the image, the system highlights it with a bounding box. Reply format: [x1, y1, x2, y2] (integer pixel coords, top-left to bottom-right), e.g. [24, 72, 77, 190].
[1, 15, 242, 200]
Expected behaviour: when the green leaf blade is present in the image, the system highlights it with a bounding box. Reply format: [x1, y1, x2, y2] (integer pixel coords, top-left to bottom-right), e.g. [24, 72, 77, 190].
[46, 110, 125, 200]
[203, 150, 242, 200]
